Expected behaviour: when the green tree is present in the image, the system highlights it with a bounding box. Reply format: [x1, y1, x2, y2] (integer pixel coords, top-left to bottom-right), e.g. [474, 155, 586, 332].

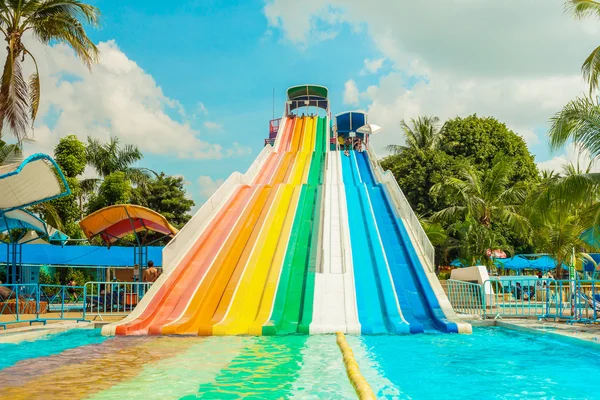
[439, 115, 539, 184]
[86, 136, 154, 184]
[548, 96, 600, 160]
[132, 172, 194, 228]
[87, 171, 131, 213]
[385, 116, 441, 154]
[32, 135, 86, 238]
[0, 1, 100, 145]
[54, 135, 86, 176]
[380, 148, 454, 215]
[566, 0, 600, 93]
[430, 157, 529, 266]
[525, 166, 600, 278]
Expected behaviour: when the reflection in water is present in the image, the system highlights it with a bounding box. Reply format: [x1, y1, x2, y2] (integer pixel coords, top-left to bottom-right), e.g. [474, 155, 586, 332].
[0, 332, 354, 400]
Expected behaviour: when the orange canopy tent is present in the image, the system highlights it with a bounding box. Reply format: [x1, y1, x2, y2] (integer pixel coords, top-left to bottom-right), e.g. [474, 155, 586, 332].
[79, 204, 178, 247]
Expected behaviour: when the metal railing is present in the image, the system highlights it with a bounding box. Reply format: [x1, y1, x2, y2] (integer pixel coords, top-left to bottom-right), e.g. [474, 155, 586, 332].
[447, 278, 600, 323]
[0, 283, 87, 329]
[446, 280, 485, 317]
[84, 281, 153, 320]
[366, 146, 436, 271]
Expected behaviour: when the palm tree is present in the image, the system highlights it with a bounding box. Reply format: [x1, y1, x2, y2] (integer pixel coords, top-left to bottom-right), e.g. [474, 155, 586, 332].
[525, 167, 600, 278]
[86, 136, 156, 185]
[430, 157, 529, 232]
[386, 116, 441, 154]
[548, 96, 600, 155]
[566, 0, 600, 93]
[0, 1, 100, 145]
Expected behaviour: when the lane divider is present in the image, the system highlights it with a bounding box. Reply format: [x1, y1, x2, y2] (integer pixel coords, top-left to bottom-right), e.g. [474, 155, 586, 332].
[336, 332, 376, 400]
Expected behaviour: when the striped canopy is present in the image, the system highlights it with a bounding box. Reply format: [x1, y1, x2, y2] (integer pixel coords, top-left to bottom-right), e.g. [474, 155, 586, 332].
[79, 204, 178, 247]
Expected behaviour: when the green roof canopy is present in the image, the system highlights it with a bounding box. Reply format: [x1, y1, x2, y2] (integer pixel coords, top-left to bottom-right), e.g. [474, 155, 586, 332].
[286, 85, 329, 112]
[287, 85, 329, 101]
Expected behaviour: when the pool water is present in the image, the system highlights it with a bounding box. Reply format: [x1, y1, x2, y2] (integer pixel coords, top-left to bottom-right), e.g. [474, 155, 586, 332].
[0, 327, 598, 399]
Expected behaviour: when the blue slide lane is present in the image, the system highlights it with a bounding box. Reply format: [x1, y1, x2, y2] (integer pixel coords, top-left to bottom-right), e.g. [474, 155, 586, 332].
[341, 152, 410, 334]
[355, 151, 458, 333]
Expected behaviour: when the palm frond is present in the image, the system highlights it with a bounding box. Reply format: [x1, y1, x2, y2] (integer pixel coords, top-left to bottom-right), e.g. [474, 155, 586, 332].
[565, 0, 600, 19]
[0, 51, 29, 143]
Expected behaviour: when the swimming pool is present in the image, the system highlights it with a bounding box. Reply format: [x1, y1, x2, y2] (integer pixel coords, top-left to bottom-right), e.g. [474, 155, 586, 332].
[0, 327, 597, 399]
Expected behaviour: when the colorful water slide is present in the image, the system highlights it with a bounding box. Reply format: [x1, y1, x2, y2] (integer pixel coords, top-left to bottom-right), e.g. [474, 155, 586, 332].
[354, 150, 465, 333]
[341, 151, 410, 334]
[158, 118, 316, 336]
[104, 116, 299, 336]
[263, 117, 326, 335]
[310, 151, 360, 334]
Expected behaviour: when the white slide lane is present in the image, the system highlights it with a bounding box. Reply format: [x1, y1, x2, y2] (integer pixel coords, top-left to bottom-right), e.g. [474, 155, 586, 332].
[310, 152, 360, 334]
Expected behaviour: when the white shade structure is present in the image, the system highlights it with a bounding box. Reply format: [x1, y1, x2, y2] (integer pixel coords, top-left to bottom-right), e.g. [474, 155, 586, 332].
[0, 153, 70, 212]
[356, 124, 382, 135]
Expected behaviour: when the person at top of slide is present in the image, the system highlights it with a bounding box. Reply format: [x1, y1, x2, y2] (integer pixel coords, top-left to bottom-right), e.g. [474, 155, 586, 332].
[337, 134, 345, 150]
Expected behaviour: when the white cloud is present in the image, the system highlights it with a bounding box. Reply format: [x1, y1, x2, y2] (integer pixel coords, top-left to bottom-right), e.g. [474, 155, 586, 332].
[197, 175, 225, 200]
[204, 121, 224, 130]
[343, 79, 360, 106]
[264, 0, 594, 156]
[7, 39, 249, 160]
[361, 57, 385, 75]
[197, 102, 208, 116]
[537, 145, 600, 174]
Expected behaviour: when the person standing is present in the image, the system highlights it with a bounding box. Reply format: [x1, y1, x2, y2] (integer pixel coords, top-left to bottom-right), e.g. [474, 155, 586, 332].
[143, 261, 160, 283]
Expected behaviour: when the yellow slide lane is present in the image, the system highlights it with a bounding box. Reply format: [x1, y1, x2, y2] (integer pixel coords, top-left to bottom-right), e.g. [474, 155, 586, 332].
[289, 115, 305, 152]
[248, 185, 303, 335]
[212, 184, 296, 335]
[196, 184, 282, 336]
[161, 185, 274, 335]
[300, 116, 315, 152]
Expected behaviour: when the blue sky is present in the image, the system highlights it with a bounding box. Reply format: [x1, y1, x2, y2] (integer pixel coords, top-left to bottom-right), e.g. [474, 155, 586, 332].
[22, 0, 599, 208]
[80, 0, 383, 206]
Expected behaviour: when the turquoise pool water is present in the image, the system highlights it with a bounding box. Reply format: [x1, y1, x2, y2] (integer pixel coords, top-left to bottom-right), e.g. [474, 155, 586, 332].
[0, 327, 598, 399]
[362, 327, 600, 399]
[0, 328, 107, 370]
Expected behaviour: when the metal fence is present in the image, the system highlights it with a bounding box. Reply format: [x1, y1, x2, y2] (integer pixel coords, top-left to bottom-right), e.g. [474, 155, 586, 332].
[447, 278, 600, 323]
[84, 281, 153, 320]
[0, 281, 153, 328]
[0, 283, 87, 329]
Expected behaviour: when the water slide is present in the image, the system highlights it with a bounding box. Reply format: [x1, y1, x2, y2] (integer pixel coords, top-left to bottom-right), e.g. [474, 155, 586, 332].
[263, 117, 325, 335]
[101, 85, 469, 337]
[103, 114, 326, 336]
[352, 150, 460, 333]
[309, 151, 360, 334]
[341, 150, 411, 334]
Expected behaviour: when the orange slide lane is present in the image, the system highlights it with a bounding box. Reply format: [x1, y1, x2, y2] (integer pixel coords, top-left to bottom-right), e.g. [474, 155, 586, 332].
[253, 118, 296, 184]
[155, 117, 307, 335]
[116, 117, 296, 335]
[160, 149, 300, 335]
[116, 185, 257, 335]
[157, 185, 273, 335]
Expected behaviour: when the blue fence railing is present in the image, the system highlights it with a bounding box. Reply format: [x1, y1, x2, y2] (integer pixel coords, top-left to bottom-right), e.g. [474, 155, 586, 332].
[0, 283, 87, 329]
[447, 278, 600, 323]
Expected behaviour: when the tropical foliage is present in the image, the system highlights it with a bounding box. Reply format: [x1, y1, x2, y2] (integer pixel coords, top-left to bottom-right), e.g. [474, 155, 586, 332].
[33, 135, 194, 243]
[385, 116, 442, 154]
[0, 0, 100, 146]
[383, 109, 600, 276]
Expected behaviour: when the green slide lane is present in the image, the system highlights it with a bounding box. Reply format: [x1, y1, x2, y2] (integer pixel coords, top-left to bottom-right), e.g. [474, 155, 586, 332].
[264, 117, 326, 335]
